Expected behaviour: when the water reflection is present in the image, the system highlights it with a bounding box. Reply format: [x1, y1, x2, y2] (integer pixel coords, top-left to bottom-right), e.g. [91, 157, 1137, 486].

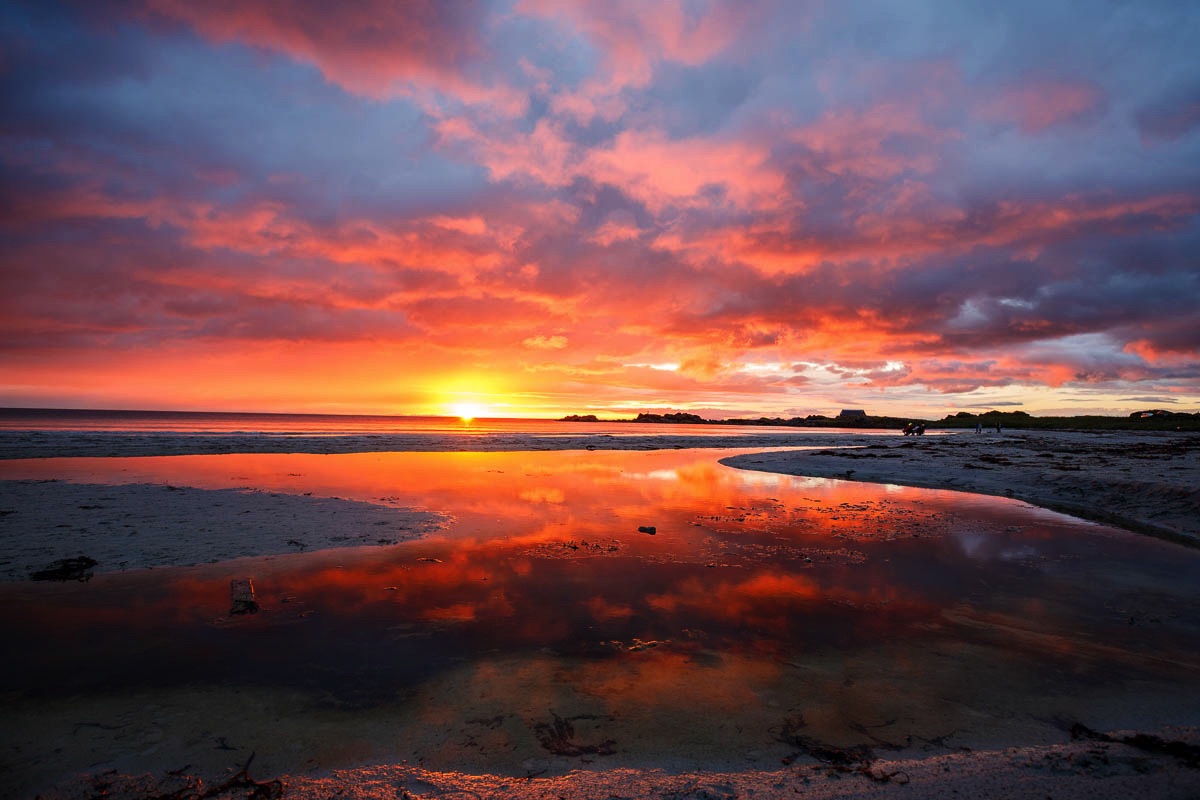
[1, 448, 1199, 788]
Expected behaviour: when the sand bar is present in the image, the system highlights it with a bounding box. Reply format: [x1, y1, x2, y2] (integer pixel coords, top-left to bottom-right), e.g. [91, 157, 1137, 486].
[0, 480, 449, 582]
[723, 429, 1200, 546]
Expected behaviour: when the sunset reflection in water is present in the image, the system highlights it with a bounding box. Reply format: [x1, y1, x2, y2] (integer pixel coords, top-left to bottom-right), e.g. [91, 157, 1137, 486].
[2, 448, 1199, 779]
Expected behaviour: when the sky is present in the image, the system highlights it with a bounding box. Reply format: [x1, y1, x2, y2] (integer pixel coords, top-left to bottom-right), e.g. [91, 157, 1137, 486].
[1, 0, 1199, 420]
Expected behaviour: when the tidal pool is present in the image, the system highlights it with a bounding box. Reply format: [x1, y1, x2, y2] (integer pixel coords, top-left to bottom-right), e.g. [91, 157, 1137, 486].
[1, 448, 1198, 795]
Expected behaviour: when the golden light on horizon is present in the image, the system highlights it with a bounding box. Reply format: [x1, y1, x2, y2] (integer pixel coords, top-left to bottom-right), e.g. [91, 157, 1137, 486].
[449, 402, 487, 421]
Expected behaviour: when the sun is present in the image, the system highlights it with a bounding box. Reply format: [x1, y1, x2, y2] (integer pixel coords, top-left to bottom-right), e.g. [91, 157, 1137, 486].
[449, 402, 486, 421]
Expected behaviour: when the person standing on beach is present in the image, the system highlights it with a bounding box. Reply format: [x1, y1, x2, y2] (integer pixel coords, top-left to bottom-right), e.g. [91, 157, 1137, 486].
[976, 421, 982, 433]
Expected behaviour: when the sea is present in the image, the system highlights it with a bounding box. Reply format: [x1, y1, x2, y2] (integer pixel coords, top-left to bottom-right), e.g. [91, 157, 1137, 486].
[0, 407, 862, 437]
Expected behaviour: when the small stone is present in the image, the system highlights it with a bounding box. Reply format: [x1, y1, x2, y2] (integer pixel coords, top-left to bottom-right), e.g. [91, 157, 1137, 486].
[637, 525, 657, 535]
[521, 757, 550, 774]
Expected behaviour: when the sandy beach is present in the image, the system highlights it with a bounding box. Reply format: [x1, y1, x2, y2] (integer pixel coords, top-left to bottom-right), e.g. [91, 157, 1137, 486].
[2, 429, 1199, 799]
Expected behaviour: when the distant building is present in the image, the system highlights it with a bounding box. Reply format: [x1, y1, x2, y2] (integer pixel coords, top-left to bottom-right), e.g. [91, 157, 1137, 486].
[838, 409, 867, 419]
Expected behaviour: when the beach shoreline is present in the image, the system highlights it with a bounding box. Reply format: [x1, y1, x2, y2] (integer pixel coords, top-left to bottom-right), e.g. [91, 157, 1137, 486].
[2, 429, 1196, 583]
[38, 735, 1199, 800]
[4, 429, 1199, 799]
[720, 429, 1199, 546]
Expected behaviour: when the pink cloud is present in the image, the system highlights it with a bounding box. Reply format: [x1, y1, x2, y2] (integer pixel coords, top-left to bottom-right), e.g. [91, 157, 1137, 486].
[438, 114, 784, 214]
[141, 0, 527, 113]
[518, 0, 757, 88]
[788, 102, 954, 181]
[657, 190, 1199, 279]
[590, 212, 643, 245]
[438, 116, 577, 187]
[583, 129, 783, 212]
[978, 78, 1107, 133]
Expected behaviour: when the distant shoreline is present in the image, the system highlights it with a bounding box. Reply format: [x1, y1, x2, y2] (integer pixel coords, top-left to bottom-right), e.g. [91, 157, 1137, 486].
[562, 409, 1200, 432]
[1, 406, 1196, 434]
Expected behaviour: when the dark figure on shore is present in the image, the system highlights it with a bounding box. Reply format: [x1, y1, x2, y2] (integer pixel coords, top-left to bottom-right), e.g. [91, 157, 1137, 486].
[996, 421, 1002, 433]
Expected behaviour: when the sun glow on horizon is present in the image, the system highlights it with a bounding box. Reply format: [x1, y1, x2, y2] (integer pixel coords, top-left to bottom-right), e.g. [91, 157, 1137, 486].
[449, 402, 487, 421]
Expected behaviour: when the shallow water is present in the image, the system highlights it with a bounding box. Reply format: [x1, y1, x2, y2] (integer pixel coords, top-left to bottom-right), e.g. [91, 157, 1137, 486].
[2, 448, 1198, 795]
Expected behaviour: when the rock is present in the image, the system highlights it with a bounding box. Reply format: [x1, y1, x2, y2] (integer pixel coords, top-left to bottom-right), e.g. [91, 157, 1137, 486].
[30, 556, 97, 582]
[230, 578, 259, 614]
[637, 525, 657, 535]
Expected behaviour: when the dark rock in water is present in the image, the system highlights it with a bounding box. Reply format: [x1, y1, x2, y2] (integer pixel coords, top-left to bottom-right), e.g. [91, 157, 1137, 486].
[30, 556, 97, 582]
[638, 525, 657, 535]
[230, 577, 259, 614]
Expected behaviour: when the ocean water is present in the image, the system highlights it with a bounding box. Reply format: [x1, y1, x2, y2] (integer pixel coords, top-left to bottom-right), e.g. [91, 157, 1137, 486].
[0, 407, 837, 437]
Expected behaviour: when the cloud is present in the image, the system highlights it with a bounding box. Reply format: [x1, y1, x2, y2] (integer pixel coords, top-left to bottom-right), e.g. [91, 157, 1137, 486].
[517, 0, 759, 90]
[1136, 88, 1200, 144]
[978, 79, 1107, 133]
[138, 0, 528, 110]
[1, 1, 1198, 416]
[523, 335, 569, 350]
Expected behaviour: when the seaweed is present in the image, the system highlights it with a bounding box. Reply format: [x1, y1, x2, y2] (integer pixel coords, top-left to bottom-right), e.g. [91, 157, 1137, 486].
[770, 713, 910, 784]
[1068, 721, 1200, 769]
[84, 753, 282, 800]
[534, 711, 616, 757]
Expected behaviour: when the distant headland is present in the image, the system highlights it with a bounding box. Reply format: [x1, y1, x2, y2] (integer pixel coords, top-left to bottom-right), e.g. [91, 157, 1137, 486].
[560, 409, 1200, 431]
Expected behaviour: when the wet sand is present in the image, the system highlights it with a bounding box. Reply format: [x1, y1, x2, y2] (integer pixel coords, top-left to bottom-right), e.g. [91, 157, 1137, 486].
[0, 481, 449, 582]
[724, 430, 1200, 545]
[48, 737, 1199, 800]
